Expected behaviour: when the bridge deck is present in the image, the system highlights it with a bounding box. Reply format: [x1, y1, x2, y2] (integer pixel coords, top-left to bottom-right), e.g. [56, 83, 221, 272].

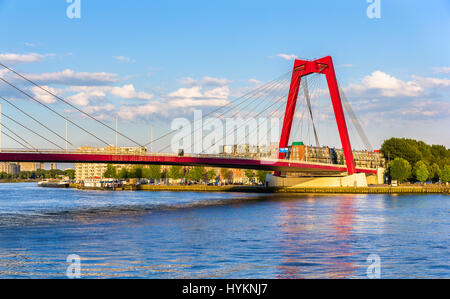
[0, 150, 378, 174]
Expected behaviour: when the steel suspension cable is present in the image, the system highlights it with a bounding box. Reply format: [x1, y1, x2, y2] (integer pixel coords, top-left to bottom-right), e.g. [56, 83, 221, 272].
[338, 85, 373, 151]
[0, 78, 111, 147]
[303, 79, 320, 147]
[144, 72, 290, 151]
[233, 73, 303, 147]
[195, 77, 292, 153]
[233, 94, 289, 151]
[1, 130, 32, 150]
[158, 74, 292, 153]
[142, 70, 293, 149]
[205, 93, 288, 153]
[0, 95, 74, 148]
[1, 112, 65, 150]
[1, 123, 37, 150]
[0, 62, 144, 148]
[202, 77, 293, 153]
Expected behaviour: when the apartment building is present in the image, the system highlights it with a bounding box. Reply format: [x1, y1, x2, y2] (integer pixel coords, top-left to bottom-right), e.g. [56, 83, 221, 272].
[74, 146, 147, 182]
[0, 162, 20, 175]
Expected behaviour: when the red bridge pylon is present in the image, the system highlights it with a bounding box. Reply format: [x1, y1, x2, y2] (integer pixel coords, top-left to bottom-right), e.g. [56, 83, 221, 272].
[278, 56, 356, 175]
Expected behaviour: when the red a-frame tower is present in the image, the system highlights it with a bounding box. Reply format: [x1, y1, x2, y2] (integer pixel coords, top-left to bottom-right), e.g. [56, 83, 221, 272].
[278, 56, 356, 175]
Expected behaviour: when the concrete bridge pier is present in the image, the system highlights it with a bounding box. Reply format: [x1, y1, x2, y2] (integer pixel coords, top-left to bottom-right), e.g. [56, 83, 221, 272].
[266, 169, 384, 188]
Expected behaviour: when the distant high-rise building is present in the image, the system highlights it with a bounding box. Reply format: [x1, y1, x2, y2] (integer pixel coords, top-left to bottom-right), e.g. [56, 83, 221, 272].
[74, 146, 147, 182]
[0, 162, 20, 175]
[19, 162, 45, 172]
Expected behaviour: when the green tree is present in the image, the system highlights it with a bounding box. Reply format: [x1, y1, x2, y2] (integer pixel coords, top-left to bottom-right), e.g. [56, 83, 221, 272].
[168, 166, 183, 180]
[338, 154, 345, 165]
[49, 169, 62, 179]
[131, 166, 144, 179]
[381, 138, 422, 165]
[187, 166, 206, 182]
[440, 165, 450, 183]
[430, 145, 449, 169]
[103, 164, 117, 178]
[161, 169, 168, 180]
[64, 169, 75, 180]
[413, 161, 429, 183]
[117, 167, 129, 180]
[389, 157, 411, 183]
[381, 137, 450, 169]
[145, 165, 162, 180]
[220, 168, 233, 183]
[245, 169, 254, 182]
[220, 168, 228, 180]
[35, 169, 46, 179]
[429, 163, 441, 182]
[206, 169, 216, 181]
[19, 171, 30, 179]
[256, 170, 270, 183]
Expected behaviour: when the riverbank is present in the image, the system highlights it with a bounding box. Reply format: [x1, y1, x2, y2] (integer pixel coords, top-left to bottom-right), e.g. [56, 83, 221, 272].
[0, 179, 40, 184]
[68, 183, 450, 194]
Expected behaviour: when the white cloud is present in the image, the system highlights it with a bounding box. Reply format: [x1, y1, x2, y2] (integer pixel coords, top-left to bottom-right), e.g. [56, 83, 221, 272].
[168, 86, 203, 99]
[64, 84, 153, 106]
[180, 77, 198, 86]
[118, 103, 161, 120]
[68, 90, 107, 106]
[248, 78, 262, 85]
[25, 69, 119, 86]
[31, 86, 61, 104]
[412, 76, 450, 89]
[180, 76, 231, 87]
[204, 86, 229, 99]
[0, 53, 49, 65]
[399, 100, 450, 119]
[346, 71, 424, 97]
[113, 56, 136, 63]
[202, 76, 231, 87]
[168, 85, 230, 108]
[82, 104, 115, 114]
[432, 67, 450, 74]
[345, 71, 450, 99]
[24, 42, 37, 47]
[117, 77, 232, 120]
[274, 53, 298, 60]
[110, 84, 153, 100]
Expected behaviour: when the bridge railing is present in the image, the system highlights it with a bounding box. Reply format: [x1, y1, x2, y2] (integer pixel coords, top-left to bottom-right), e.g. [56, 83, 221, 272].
[0, 148, 377, 171]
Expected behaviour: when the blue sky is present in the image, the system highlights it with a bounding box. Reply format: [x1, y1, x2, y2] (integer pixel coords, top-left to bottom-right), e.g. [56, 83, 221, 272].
[0, 0, 449, 151]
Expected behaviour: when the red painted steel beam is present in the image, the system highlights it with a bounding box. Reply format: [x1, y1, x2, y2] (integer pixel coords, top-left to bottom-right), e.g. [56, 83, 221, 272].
[278, 56, 357, 175]
[0, 152, 377, 174]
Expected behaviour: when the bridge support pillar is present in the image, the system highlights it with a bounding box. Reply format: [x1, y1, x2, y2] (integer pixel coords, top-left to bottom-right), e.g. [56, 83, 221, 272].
[266, 173, 368, 188]
[278, 56, 357, 175]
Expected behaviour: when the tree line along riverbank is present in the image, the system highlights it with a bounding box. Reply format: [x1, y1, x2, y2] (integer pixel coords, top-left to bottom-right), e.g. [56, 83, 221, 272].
[381, 137, 449, 184]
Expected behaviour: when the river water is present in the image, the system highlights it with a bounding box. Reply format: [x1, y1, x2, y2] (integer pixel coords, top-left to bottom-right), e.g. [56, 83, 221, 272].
[0, 183, 448, 278]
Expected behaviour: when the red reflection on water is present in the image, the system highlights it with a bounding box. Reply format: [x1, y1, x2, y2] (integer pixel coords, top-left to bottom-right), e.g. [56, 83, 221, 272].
[277, 195, 361, 279]
[328, 196, 361, 278]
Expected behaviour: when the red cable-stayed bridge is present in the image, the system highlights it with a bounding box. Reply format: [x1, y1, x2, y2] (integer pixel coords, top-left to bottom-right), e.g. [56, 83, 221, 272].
[0, 56, 380, 177]
[0, 149, 378, 175]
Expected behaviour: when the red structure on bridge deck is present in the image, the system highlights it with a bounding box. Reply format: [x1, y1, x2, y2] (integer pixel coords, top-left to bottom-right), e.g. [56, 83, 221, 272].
[279, 56, 356, 175]
[0, 151, 377, 175]
[0, 56, 378, 176]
